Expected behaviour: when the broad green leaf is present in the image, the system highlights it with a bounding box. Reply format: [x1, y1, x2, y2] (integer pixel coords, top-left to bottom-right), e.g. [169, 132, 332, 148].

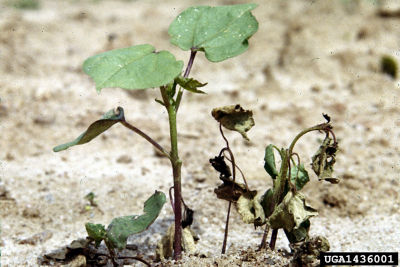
[260, 188, 274, 218]
[106, 191, 166, 250]
[211, 104, 255, 140]
[175, 76, 207, 94]
[83, 44, 183, 91]
[290, 164, 310, 190]
[169, 4, 258, 62]
[268, 191, 318, 232]
[284, 219, 310, 243]
[264, 145, 278, 179]
[311, 136, 339, 184]
[85, 223, 106, 247]
[53, 107, 125, 152]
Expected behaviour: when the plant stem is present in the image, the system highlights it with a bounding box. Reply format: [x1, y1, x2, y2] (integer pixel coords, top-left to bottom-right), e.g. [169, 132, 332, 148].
[268, 122, 332, 250]
[168, 102, 183, 260]
[184, 49, 197, 78]
[219, 123, 236, 254]
[222, 201, 232, 254]
[121, 121, 170, 159]
[259, 223, 269, 250]
[288, 123, 330, 155]
[176, 49, 197, 111]
[160, 86, 183, 260]
[268, 150, 289, 250]
[159, 49, 198, 260]
[269, 229, 278, 250]
[107, 245, 118, 267]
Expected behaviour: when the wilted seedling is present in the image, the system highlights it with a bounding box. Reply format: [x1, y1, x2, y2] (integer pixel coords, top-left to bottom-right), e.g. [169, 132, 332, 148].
[210, 110, 339, 263]
[210, 104, 255, 253]
[53, 4, 259, 262]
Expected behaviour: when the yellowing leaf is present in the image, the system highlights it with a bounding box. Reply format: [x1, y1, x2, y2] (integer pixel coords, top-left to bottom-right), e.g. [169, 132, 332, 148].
[237, 192, 265, 226]
[211, 104, 255, 140]
[268, 192, 318, 232]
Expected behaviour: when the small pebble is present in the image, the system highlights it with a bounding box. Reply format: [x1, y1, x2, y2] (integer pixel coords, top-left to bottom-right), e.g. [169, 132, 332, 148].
[116, 154, 132, 164]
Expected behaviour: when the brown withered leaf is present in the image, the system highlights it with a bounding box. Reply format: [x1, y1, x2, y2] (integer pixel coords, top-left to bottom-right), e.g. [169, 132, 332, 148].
[209, 155, 231, 179]
[211, 104, 255, 140]
[311, 136, 339, 184]
[214, 177, 257, 203]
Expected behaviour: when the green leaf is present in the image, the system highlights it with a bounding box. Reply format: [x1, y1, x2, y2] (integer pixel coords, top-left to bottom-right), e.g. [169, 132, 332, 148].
[268, 191, 318, 232]
[260, 188, 274, 218]
[53, 107, 125, 152]
[169, 4, 259, 62]
[106, 191, 166, 250]
[83, 44, 183, 92]
[264, 145, 278, 179]
[211, 104, 255, 140]
[175, 76, 207, 94]
[85, 223, 106, 247]
[284, 219, 310, 243]
[290, 164, 310, 190]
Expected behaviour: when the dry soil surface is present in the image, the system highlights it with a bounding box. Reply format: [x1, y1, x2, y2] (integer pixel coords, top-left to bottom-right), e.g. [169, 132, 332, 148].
[1, 0, 399, 266]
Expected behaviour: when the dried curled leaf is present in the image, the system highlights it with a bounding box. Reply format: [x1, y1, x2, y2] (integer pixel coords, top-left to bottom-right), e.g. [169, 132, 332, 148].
[237, 192, 265, 226]
[209, 155, 231, 179]
[268, 191, 318, 232]
[214, 179, 248, 202]
[211, 104, 255, 140]
[311, 136, 339, 184]
[41, 238, 89, 263]
[211, 154, 253, 202]
[156, 224, 197, 260]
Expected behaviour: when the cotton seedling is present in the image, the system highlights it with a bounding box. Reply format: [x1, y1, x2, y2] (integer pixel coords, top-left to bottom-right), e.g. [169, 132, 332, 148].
[210, 108, 338, 265]
[53, 4, 259, 263]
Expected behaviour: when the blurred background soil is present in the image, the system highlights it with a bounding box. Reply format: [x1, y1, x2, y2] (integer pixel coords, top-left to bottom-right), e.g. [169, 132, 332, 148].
[0, 0, 399, 266]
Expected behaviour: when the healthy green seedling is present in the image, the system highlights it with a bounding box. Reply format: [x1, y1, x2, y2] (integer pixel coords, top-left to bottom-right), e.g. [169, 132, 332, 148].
[85, 191, 166, 265]
[53, 4, 259, 261]
[210, 108, 338, 264]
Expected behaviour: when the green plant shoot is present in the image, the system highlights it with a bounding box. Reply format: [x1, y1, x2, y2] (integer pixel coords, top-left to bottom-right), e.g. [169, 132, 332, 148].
[53, 3, 259, 261]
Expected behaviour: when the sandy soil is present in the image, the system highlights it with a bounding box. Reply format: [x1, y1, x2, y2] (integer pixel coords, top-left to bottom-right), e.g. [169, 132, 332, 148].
[1, 0, 399, 266]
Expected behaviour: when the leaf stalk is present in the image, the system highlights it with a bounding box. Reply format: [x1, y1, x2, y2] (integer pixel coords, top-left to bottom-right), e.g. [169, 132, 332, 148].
[121, 121, 170, 159]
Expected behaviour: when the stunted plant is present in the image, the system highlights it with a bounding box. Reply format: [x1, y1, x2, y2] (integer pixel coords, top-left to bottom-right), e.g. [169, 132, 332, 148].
[210, 107, 338, 264]
[53, 3, 259, 262]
